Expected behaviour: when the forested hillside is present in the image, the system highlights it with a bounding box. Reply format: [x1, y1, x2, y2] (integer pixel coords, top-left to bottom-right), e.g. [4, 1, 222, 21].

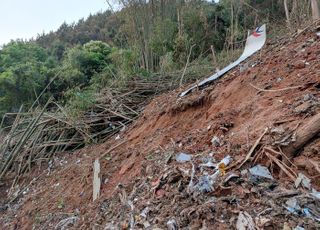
[0, 0, 315, 119]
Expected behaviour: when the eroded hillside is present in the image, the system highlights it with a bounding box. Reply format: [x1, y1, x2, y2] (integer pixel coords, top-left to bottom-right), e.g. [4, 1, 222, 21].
[1, 24, 320, 230]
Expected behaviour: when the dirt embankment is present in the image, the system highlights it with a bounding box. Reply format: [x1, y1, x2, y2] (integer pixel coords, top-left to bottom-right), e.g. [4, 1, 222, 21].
[1, 27, 320, 229]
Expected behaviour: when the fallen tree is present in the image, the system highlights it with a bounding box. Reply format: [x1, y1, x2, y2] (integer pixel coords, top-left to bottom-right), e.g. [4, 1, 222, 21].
[283, 113, 320, 158]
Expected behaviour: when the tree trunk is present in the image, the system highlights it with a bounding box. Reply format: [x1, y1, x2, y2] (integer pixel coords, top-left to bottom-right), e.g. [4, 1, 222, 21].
[230, 1, 234, 50]
[283, 113, 320, 158]
[210, 45, 217, 68]
[311, 0, 320, 21]
[177, 9, 182, 37]
[284, 0, 291, 28]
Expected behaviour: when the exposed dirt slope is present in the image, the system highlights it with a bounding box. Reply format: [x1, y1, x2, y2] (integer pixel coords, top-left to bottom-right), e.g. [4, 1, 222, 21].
[1, 26, 320, 229]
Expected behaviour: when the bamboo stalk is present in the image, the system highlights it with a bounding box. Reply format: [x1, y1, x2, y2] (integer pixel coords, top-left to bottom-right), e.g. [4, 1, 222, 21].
[0, 99, 52, 180]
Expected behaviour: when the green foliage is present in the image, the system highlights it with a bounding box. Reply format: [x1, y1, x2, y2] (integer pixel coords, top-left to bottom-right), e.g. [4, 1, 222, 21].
[89, 71, 114, 90]
[63, 87, 96, 118]
[150, 18, 177, 56]
[181, 3, 209, 56]
[51, 40, 66, 61]
[0, 39, 114, 118]
[60, 41, 112, 88]
[109, 48, 139, 77]
[173, 34, 190, 67]
[0, 41, 50, 116]
[159, 52, 178, 73]
[69, 41, 111, 75]
[0, 41, 47, 67]
[36, 10, 116, 49]
[60, 64, 87, 88]
[0, 0, 307, 120]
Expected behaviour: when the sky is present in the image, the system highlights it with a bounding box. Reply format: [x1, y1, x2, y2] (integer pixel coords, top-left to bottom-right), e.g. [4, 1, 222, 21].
[0, 0, 220, 46]
[0, 0, 109, 46]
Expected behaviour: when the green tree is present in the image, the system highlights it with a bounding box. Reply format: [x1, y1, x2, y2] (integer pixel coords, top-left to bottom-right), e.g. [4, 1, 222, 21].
[0, 41, 51, 115]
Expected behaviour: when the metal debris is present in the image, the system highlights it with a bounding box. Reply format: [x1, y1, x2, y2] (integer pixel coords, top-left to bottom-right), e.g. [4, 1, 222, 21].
[311, 189, 320, 200]
[167, 218, 178, 230]
[211, 136, 221, 147]
[285, 197, 320, 222]
[270, 127, 285, 135]
[55, 216, 79, 230]
[196, 176, 213, 193]
[236, 211, 255, 230]
[295, 173, 311, 190]
[216, 155, 232, 175]
[180, 24, 267, 97]
[199, 160, 216, 168]
[294, 226, 305, 230]
[286, 197, 300, 210]
[249, 165, 274, 180]
[216, 155, 232, 169]
[194, 155, 233, 193]
[175, 153, 192, 162]
[140, 207, 150, 219]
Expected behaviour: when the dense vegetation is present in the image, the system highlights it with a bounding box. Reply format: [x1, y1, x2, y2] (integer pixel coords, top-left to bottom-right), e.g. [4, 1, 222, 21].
[0, 0, 317, 119]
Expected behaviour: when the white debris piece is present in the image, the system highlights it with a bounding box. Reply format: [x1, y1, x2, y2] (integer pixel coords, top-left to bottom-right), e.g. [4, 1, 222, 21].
[93, 158, 101, 201]
[167, 218, 178, 230]
[140, 207, 150, 218]
[180, 24, 267, 97]
[55, 216, 79, 230]
[216, 155, 232, 170]
[311, 189, 320, 200]
[294, 226, 305, 230]
[211, 136, 221, 147]
[286, 197, 300, 210]
[200, 161, 216, 168]
[236, 211, 256, 230]
[295, 173, 311, 190]
[176, 153, 192, 162]
[249, 165, 274, 180]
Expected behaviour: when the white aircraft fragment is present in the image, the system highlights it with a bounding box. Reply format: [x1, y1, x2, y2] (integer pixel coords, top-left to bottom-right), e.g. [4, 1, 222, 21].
[180, 24, 267, 97]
